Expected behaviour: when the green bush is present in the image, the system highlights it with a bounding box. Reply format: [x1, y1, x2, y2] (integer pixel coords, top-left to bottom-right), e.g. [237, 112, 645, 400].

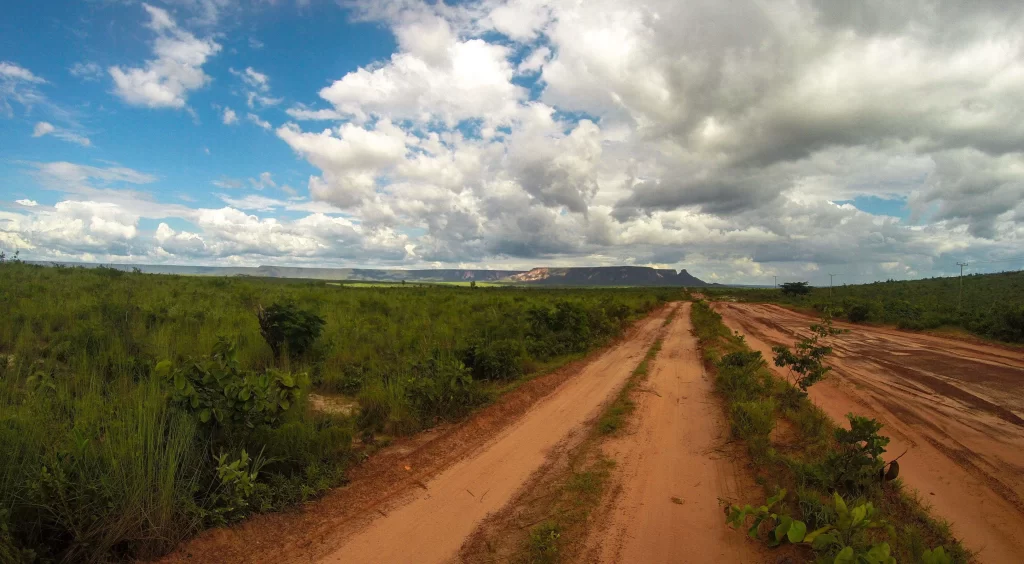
[257, 302, 325, 361]
[730, 398, 777, 443]
[465, 339, 524, 381]
[161, 339, 305, 432]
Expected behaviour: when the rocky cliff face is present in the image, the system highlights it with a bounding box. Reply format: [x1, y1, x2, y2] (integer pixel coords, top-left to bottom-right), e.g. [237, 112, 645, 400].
[508, 266, 706, 286]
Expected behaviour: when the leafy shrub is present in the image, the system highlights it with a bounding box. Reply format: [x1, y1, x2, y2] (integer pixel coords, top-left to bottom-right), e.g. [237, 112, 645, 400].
[847, 303, 870, 323]
[464, 339, 524, 381]
[409, 357, 482, 423]
[161, 339, 305, 432]
[208, 450, 267, 525]
[825, 415, 890, 495]
[772, 312, 844, 392]
[256, 302, 325, 361]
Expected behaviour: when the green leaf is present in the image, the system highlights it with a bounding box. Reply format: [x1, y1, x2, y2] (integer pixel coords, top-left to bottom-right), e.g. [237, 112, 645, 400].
[811, 532, 839, 551]
[866, 543, 891, 561]
[802, 525, 831, 544]
[833, 492, 847, 516]
[199, 409, 211, 423]
[155, 360, 173, 377]
[239, 388, 251, 401]
[190, 394, 200, 409]
[833, 546, 855, 564]
[774, 515, 792, 541]
[174, 373, 186, 391]
[851, 504, 867, 526]
[279, 399, 290, 410]
[787, 520, 807, 543]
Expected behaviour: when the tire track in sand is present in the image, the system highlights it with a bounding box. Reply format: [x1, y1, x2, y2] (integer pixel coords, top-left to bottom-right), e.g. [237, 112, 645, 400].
[582, 302, 768, 563]
[716, 302, 1024, 564]
[314, 305, 673, 563]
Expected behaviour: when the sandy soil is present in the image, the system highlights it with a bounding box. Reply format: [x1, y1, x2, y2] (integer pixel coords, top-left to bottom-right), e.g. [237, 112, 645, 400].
[716, 302, 1024, 564]
[582, 303, 769, 563]
[161, 305, 671, 564]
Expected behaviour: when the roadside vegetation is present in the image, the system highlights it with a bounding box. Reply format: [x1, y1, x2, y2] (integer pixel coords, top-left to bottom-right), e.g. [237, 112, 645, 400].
[0, 257, 671, 562]
[690, 300, 969, 563]
[703, 270, 1024, 343]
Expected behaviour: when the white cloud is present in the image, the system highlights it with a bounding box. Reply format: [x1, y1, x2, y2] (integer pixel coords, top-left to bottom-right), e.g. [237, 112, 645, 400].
[32, 122, 55, 137]
[246, 112, 271, 129]
[517, 46, 550, 74]
[108, 3, 221, 109]
[222, 107, 238, 124]
[69, 62, 104, 81]
[31, 121, 91, 146]
[15, 199, 38, 207]
[1, 61, 48, 116]
[230, 66, 282, 108]
[0, 61, 46, 83]
[249, 172, 276, 190]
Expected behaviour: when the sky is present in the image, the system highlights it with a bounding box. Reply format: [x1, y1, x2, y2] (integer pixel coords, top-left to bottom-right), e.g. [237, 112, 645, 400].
[2, 0, 1023, 285]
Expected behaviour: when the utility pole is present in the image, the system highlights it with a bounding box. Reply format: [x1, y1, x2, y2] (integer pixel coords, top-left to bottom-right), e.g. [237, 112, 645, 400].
[828, 273, 835, 301]
[957, 262, 968, 310]
[774, 275, 778, 289]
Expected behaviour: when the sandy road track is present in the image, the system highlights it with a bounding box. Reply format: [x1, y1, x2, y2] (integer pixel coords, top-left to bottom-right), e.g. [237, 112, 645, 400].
[717, 302, 1024, 563]
[162, 305, 671, 564]
[583, 303, 767, 563]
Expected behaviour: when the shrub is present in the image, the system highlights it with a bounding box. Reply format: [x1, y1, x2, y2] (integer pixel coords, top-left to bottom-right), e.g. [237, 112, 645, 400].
[161, 339, 305, 433]
[772, 312, 844, 392]
[847, 303, 870, 323]
[256, 303, 325, 361]
[825, 414, 890, 495]
[465, 339, 524, 381]
[730, 398, 777, 444]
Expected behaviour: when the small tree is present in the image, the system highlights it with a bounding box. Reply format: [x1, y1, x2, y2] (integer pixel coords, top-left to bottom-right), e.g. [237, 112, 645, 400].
[780, 281, 811, 296]
[469, 280, 477, 289]
[256, 302, 325, 361]
[772, 311, 844, 392]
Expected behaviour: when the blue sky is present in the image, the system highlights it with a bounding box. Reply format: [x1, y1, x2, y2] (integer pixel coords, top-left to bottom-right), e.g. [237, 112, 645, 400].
[2, 0, 1023, 284]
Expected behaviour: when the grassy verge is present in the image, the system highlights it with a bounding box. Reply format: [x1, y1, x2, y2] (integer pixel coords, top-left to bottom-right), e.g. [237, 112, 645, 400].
[461, 310, 672, 564]
[521, 335, 664, 563]
[690, 300, 970, 563]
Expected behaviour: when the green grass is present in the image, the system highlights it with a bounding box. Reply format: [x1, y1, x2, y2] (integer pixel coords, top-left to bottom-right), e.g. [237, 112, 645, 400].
[0, 260, 677, 561]
[704, 270, 1024, 343]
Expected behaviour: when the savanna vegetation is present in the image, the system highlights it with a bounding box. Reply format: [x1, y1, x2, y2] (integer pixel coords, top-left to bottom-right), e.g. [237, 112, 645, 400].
[691, 301, 968, 564]
[0, 257, 672, 562]
[703, 270, 1024, 343]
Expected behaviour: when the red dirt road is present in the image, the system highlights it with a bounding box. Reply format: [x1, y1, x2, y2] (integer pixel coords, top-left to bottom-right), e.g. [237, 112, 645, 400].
[163, 305, 671, 564]
[583, 303, 767, 563]
[717, 302, 1024, 564]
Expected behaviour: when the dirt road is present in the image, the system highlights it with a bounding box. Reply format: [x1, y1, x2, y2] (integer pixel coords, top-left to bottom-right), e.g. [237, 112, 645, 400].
[716, 302, 1024, 563]
[164, 305, 671, 564]
[583, 302, 767, 563]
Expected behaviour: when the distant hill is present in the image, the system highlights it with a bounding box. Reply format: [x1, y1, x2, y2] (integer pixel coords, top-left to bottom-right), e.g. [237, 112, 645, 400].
[509, 266, 706, 286]
[29, 262, 707, 287]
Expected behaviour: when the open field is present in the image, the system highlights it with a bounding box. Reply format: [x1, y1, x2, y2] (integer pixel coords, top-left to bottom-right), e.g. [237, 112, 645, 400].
[717, 302, 1024, 562]
[0, 262, 671, 561]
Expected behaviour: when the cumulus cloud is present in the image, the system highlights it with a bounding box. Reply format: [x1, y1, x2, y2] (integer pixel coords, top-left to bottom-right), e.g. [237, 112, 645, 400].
[10, 1, 1024, 282]
[222, 107, 237, 124]
[257, 0, 1024, 281]
[108, 3, 221, 109]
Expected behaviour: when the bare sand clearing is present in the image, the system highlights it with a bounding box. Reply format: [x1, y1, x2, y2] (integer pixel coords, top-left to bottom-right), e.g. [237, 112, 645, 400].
[582, 302, 768, 563]
[163, 305, 671, 564]
[717, 302, 1024, 564]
